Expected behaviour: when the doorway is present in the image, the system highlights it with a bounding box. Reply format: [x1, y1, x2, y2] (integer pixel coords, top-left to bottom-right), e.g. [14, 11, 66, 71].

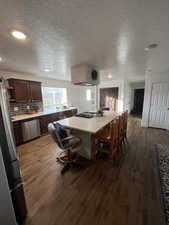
[100, 87, 119, 111]
[131, 89, 144, 116]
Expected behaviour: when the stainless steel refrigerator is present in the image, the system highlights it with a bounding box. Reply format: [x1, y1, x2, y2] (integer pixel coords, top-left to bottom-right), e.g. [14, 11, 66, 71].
[0, 78, 27, 224]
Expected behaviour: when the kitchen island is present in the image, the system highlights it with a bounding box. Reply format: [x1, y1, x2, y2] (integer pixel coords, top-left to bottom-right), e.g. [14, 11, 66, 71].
[59, 111, 118, 159]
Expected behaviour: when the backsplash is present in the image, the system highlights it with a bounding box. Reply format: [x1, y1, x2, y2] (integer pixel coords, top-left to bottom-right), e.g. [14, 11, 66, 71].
[10, 102, 43, 116]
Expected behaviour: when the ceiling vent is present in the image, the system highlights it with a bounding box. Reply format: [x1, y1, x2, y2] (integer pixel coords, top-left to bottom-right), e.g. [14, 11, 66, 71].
[145, 43, 158, 51]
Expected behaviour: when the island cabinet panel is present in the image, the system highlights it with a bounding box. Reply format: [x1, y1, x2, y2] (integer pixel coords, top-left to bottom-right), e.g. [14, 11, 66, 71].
[8, 79, 42, 103]
[29, 81, 42, 102]
[13, 121, 23, 146]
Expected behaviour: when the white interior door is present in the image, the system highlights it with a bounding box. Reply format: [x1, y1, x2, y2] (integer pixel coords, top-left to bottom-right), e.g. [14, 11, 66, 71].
[149, 82, 169, 129]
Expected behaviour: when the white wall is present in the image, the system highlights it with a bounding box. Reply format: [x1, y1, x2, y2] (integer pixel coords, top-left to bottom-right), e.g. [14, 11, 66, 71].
[0, 70, 95, 113]
[142, 72, 169, 127]
[0, 147, 17, 225]
[69, 85, 96, 113]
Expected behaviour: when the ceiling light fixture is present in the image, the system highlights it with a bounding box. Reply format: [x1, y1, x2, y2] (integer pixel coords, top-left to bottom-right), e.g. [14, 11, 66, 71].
[11, 30, 27, 40]
[44, 68, 51, 72]
[108, 74, 112, 79]
[144, 47, 149, 51]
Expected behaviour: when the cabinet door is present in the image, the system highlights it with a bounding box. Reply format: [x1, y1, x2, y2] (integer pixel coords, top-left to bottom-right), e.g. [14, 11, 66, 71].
[8, 79, 30, 103]
[13, 122, 23, 146]
[39, 116, 51, 134]
[72, 108, 77, 115]
[51, 113, 59, 122]
[29, 81, 42, 102]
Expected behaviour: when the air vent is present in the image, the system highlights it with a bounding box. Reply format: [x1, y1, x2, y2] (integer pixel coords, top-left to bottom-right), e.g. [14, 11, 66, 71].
[145, 43, 158, 51]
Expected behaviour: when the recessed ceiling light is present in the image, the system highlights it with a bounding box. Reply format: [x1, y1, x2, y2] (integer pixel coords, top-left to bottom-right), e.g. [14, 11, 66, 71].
[11, 30, 27, 40]
[108, 74, 112, 79]
[44, 68, 51, 72]
[144, 47, 149, 51]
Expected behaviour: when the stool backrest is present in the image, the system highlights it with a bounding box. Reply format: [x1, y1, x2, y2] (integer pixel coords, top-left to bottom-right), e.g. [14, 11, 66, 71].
[48, 122, 69, 149]
[124, 110, 128, 131]
[118, 115, 124, 144]
[110, 118, 119, 151]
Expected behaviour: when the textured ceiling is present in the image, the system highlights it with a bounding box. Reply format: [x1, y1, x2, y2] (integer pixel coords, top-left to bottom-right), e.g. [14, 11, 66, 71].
[0, 0, 169, 81]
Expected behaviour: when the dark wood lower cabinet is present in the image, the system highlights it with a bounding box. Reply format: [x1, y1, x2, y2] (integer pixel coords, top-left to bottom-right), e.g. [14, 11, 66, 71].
[72, 108, 77, 116]
[13, 121, 23, 146]
[13, 109, 78, 145]
[39, 109, 77, 135]
[39, 115, 51, 135]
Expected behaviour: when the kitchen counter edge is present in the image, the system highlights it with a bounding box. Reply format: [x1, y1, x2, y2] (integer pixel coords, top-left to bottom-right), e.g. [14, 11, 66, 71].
[11, 107, 77, 122]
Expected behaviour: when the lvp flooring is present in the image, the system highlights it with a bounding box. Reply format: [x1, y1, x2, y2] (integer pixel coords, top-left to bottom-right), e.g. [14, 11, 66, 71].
[17, 117, 169, 225]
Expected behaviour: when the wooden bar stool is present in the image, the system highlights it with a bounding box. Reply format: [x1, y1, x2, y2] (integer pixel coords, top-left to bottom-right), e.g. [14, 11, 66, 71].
[123, 111, 128, 142]
[94, 118, 119, 161]
[118, 114, 124, 148]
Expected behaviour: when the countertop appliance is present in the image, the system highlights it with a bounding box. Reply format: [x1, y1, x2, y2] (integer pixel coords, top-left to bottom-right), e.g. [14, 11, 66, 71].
[0, 78, 27, 224]
[76, 113, 93, 118]
[75, 111, 103, 118]
[22, 119, 40, 142]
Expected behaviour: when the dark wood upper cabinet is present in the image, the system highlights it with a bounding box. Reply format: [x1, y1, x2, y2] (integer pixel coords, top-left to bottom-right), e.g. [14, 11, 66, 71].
[8, 79, 42, 103]
[29, 81, 42, 102]
[8, 79, 31, 103]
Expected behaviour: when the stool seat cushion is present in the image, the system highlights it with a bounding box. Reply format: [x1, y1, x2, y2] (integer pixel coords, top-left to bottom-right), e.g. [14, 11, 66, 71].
[62, 136, 81, 148]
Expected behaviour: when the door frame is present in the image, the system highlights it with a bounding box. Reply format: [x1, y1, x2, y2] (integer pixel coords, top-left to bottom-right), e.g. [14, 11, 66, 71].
[131, 87, 145, 115]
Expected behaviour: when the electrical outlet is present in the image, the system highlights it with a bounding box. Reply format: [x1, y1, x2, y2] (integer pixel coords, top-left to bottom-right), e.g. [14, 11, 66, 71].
[14, 107, 19, 112]
[26, 105, 30, 110]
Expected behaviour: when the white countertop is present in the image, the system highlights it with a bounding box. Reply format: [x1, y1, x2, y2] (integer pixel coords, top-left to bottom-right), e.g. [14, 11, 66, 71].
[59, 111, 119, 134]
[11, 107, 77, 122]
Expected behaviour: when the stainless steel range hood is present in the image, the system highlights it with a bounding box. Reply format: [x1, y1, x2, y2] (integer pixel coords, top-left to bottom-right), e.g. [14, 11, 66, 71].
[71, 64, 99, 86]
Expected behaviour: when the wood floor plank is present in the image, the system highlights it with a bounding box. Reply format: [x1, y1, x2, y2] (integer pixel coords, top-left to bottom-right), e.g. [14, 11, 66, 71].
[17, 117, 167, 225]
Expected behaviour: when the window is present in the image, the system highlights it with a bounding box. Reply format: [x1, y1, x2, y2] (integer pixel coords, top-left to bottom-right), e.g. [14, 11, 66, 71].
[42, 87, 67, 110]
[86, 89, 92, 101]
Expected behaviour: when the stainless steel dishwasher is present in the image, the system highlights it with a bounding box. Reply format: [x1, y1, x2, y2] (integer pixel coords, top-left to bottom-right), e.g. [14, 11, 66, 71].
[22, 119, 40, 142]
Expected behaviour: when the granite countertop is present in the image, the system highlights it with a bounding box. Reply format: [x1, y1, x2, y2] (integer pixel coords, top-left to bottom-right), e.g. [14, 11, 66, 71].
[11, 107, 77, 122]
[59, 111, 119, 133]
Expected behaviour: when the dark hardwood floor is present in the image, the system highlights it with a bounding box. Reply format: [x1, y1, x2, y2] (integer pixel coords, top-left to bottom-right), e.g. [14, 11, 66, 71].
[17, 117, 168, 225]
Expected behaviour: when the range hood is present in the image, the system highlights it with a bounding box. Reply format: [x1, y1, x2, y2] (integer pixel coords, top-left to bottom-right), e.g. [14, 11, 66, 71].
[71, 64, 99, 86]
